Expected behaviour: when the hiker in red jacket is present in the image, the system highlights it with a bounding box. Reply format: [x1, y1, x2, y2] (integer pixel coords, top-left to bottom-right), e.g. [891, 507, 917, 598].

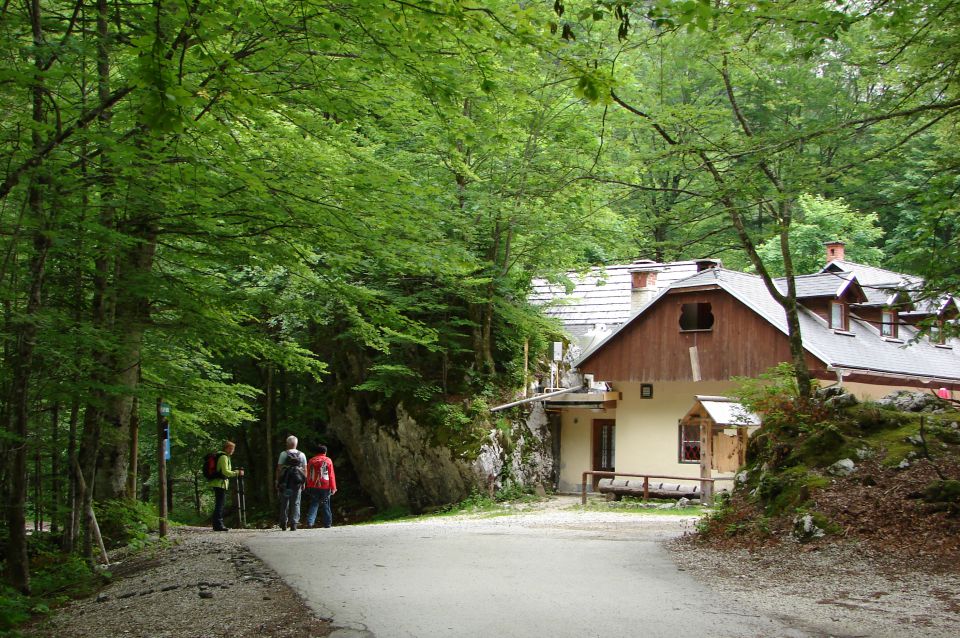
[305, 444, 337, 528]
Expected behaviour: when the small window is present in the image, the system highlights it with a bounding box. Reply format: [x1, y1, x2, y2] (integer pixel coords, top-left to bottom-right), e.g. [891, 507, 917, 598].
[679, 423, 700, 463]
[679, 302, 714, 331]
[930, 321, 945, 344]
[881, 309, 897, 338]
[830, 301, 847, 330]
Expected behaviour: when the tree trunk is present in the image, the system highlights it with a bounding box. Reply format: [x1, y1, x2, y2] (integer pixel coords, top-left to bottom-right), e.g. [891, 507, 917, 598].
[62, 399, 80, 553]
[5, 205, 52, 594]
[77, 406, 102, 560]
[265, 363, 275, 506]
[51, 402, 60, 534]
[5, 0, 51, 593]
[126, 388, 139, 500]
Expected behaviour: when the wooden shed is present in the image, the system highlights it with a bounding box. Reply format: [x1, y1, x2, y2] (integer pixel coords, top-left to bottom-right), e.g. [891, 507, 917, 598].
[680, 396, 760, 502]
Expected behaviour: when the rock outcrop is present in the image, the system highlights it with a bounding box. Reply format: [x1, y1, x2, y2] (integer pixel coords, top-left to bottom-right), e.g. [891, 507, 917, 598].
[329, 397, 558, 511]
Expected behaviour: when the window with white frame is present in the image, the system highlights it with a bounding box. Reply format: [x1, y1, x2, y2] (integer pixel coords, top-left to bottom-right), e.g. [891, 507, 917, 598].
[881, 309, 897, 338]
[830, 301, 847, 330]
[679, 423, 700, 463]
[930, 320, 945, 344]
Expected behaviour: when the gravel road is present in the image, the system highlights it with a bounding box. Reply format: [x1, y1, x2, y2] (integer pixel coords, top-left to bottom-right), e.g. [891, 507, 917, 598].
[24, 497, 960, 637]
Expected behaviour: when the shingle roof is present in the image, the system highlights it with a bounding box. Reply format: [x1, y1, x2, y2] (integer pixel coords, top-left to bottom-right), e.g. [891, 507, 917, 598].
[774, 272, 860, 300]
[693, 396, 761, 427]
[578, 268, 960, 384]
[529, 260, 714, 328]
[822, 260, 923, 307]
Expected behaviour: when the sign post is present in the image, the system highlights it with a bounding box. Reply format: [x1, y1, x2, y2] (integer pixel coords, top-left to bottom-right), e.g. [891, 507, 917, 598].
[157, 400, 171, 537]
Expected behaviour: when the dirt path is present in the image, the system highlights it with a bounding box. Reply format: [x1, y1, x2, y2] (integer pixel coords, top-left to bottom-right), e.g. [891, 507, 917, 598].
[24, 527, 332, 638]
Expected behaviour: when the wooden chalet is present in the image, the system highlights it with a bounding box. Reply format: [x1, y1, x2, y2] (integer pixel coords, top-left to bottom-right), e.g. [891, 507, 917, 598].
[542, 244, 960, 493]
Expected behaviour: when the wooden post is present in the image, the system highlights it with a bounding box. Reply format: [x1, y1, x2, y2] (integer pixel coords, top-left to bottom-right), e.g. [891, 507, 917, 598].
[699, 419, 714, 506]
[523, 339, 529, 397]
[643, 476, 649, 501]
[581, 472, 588, 505]
[193, 473, 201, 514]
[737, 427, 748, 468]
[156, 398, 168, 537]
[126, 391, 139, 500]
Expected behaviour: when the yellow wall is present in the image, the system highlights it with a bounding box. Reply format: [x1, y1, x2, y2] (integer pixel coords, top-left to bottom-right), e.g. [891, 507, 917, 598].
[836, 381, 928, 400]
[556, 407, 607, 493]
[558, 380, 735, 493]
[557, 378, 918, 493]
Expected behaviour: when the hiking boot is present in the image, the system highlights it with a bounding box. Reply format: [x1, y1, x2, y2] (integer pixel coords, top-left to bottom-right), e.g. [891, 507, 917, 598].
[290, 524, 297, 531]
[280, 523, 286, 531]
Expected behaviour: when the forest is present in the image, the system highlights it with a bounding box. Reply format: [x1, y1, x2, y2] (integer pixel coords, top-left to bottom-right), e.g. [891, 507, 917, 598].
[1, 0, 958, 601]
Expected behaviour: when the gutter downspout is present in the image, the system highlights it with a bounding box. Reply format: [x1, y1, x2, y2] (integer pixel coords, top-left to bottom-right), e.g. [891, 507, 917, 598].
[489, 385, 585, 413]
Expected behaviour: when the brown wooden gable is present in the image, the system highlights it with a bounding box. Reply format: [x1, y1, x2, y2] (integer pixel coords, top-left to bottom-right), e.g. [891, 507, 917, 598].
[579, 287, 826, 383]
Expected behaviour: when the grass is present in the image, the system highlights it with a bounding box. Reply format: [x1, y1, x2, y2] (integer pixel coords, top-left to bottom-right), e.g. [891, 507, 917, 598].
[570, 498, 706, 516]
[869, 420, 923, 466]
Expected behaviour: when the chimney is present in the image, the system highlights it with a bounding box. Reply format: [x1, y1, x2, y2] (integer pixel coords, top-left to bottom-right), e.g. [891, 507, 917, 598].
[824, 240, 845, 264]
[695, 259, 720, 272]
[630, 267, 659, 312]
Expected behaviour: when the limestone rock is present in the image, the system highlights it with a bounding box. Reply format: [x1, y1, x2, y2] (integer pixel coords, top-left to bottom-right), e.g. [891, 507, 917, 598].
[877, 390, 946, 413]
[828, 459, 856, 476]
[793, 514, 825, 542]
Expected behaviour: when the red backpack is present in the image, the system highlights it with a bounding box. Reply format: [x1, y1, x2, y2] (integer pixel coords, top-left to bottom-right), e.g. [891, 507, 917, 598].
[202, 452, 225, 480]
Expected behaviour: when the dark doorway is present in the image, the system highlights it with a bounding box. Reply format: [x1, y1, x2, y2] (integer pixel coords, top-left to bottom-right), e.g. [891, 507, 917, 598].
[592, 419, 616, 490]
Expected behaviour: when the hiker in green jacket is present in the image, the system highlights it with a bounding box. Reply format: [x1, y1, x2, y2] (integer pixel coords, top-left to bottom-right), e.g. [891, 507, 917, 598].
[210, 441, 243, 532]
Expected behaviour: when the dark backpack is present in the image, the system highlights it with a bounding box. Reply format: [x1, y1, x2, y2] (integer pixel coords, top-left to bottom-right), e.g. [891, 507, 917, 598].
[280, 450, 305, 489]
[203, 452, 225, 480]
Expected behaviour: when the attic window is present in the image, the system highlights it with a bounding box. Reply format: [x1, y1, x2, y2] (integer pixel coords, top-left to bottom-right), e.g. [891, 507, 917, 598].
[680, 303, 714, 331]
[830, 301, 848, 331]
[930, 321, 945, 344]
[881, 309, 897, 338]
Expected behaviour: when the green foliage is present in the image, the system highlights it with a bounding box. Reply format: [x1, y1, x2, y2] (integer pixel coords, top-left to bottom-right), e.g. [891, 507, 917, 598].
[737, 364, 835, 469]
[753, 466, 830, 515]
[93, 500, 158, 550]
[0, 537, 100, 633]
[923, 480, 960, 505]
[754, 195, 885, 277]
[428, 398, 493, 458]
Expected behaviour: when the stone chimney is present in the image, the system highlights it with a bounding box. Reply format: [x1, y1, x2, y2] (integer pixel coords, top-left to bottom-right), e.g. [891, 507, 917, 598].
[630, 261, 660, 312]
[824, 240, 845, 264]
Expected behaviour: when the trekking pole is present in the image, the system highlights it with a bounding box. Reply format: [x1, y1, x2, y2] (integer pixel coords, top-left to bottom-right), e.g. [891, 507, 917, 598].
[237, 473, 247, 528]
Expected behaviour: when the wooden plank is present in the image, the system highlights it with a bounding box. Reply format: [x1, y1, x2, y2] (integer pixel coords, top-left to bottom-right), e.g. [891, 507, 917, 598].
[700, 419, 714, 505]
[580, 289, 824, 383]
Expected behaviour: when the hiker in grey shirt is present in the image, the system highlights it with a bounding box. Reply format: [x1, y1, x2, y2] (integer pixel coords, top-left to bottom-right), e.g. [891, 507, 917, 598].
[276, 436, 307, 530]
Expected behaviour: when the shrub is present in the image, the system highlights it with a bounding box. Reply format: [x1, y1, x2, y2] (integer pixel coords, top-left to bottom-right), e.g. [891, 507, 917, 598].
[93, 499, 158, 549]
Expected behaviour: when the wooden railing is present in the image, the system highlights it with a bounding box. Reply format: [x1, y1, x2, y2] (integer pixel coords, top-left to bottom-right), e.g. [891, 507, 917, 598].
[580, 470, 726, 506]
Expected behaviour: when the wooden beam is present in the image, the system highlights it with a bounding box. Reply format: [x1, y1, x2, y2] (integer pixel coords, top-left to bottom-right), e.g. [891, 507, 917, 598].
[699, 419, 714, 506]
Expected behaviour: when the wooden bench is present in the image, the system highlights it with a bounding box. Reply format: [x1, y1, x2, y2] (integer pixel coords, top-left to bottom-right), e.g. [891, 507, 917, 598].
[597, 477, 707, 500]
